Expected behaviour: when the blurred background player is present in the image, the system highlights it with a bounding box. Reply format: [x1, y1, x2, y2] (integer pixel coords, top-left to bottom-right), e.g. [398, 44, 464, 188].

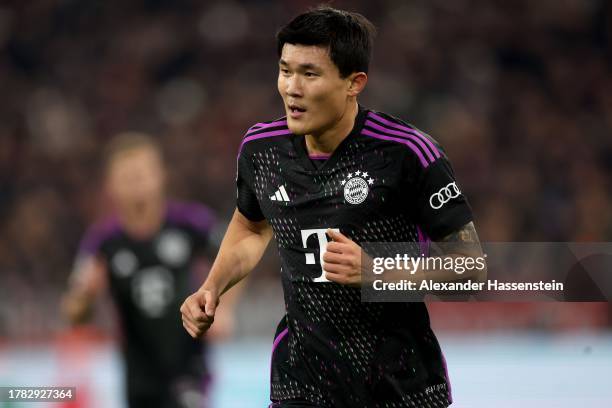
[62, 132, 235, 408]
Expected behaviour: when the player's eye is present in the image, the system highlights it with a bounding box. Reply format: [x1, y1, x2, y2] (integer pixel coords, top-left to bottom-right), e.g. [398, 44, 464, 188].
[280, 68, 290, 75]
[304, 72, 318, 77]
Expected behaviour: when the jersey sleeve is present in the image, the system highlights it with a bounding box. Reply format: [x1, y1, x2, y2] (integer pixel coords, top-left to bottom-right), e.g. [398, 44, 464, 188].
[236, 146, 265, 221]
[408, 155, 473, 240]
[77, 219, 115, 259]
[189, 204, 218, 251]
[166, 201, 218, 251]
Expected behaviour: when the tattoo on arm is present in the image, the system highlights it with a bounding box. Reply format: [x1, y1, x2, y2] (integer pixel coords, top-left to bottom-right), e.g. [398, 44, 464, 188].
[441, 221, 480, 244]
[432, 222, 483, 257]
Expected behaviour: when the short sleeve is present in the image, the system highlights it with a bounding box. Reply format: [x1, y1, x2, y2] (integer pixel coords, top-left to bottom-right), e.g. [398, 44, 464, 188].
[166, 201, 218, 251]
[236, 148, 265, 221]
[77, 217, 120, 259]
[410, 157, 473, 240]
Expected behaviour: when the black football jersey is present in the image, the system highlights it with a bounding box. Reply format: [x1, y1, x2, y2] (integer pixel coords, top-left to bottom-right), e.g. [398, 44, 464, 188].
[237, 107, 472, 407]
[77, 201, 216, 392]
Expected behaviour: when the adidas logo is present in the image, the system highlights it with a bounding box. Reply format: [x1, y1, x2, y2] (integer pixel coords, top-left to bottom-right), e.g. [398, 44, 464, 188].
[270, 185, 290, 202]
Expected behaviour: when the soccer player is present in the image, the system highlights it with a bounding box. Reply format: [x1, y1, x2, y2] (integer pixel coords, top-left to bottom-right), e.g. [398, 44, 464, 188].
[181, 7, 484, 407]
[62, 133, 234, 408]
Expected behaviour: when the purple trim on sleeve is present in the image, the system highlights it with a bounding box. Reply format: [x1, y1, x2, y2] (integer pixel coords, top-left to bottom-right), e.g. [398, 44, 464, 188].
[238, 129, 292, 158]
[166, 201, 216, 236]
[246, 120, 287, 136]
[365, 120, 436, 163]
[368, 112, 441, 159]
[78, 216, 122, 256]
[362, 129, 430, 168]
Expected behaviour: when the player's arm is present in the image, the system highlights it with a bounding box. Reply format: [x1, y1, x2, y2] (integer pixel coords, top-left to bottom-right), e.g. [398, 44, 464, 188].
[205, 277, 246, 340]
[415, 220, 487, 283]
[193, 254, 247, 340]
[323, 221, 487, 287]
[366, 221, 487, 293]
[180, 208, 272, 338]
[61, 255, 107, 325]
[437, 221, 483, 258]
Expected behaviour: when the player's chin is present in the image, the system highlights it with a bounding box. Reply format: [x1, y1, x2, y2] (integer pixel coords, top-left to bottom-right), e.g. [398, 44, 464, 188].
[287, 120, 308, 136]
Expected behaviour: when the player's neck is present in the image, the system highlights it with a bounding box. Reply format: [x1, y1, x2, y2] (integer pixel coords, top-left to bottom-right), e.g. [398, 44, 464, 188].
[305, 101, 358, 155]
[119, 198, 166, 239]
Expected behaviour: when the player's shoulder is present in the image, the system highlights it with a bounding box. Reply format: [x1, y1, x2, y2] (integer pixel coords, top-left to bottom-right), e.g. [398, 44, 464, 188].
[165, 200, 216, 234]
[238, 115, 291, 157]
[361, 108, 445, 169]
[79, 215, 122, 255]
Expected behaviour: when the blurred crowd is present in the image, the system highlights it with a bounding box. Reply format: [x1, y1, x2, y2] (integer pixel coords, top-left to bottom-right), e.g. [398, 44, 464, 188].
[0, 0, 610, 338]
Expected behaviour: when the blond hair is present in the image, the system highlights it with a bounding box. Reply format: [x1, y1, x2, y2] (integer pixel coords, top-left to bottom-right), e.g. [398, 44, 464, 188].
[104, 131, 163, 168]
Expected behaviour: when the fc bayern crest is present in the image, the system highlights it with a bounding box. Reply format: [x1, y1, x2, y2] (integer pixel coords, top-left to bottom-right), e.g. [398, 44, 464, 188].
[156, 230, 190, 267]
[341, 170, 374, 205]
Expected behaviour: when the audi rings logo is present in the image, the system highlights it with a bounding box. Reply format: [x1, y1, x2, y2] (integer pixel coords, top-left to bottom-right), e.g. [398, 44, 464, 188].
[429, 182, 461, 209]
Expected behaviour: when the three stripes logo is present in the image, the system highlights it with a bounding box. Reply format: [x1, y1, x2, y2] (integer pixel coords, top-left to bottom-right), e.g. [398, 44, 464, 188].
[270, 185, 290, 202]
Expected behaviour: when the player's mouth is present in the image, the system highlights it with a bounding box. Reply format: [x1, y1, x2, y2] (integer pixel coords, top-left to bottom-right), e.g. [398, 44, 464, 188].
[288, 104, 306, 119]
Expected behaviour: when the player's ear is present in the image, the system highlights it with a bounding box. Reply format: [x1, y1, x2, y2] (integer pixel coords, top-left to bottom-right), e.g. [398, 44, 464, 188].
[347, 72, 368, 97]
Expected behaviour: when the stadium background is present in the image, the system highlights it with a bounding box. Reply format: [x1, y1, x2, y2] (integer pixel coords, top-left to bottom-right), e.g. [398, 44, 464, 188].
[0, 0, 610, 406]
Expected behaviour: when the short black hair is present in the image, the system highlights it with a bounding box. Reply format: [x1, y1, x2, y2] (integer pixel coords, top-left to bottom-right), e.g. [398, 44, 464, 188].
[276, 6, 376, 78]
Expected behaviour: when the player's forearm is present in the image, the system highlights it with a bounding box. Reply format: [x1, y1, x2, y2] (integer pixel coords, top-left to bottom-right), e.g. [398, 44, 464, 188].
[62, 257, 106, 325]
[203, 235, 266, 295]
[200, 209, 272, 296]
[368, 222, 487, 285]
[61, 290, 94, 325]
[429, 221, 487, 282]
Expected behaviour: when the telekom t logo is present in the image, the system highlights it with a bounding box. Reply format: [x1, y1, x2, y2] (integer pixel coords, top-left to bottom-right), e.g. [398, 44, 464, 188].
[300, 228, 339, 283]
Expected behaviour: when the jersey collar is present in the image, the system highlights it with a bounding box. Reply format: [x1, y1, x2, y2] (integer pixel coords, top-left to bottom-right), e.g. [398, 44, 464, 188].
[292, 105, 368, 173]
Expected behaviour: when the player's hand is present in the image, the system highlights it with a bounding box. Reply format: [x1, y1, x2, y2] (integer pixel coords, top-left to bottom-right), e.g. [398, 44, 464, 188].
[206, 304, 236, 341]
[323, 229, 364, 287]
[180, 288, 218, 339]
[61, 291, 94, 325]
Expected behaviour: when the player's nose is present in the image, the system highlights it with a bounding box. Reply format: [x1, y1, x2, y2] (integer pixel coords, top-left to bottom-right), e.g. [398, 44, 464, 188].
[285, 75, 303, 97]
